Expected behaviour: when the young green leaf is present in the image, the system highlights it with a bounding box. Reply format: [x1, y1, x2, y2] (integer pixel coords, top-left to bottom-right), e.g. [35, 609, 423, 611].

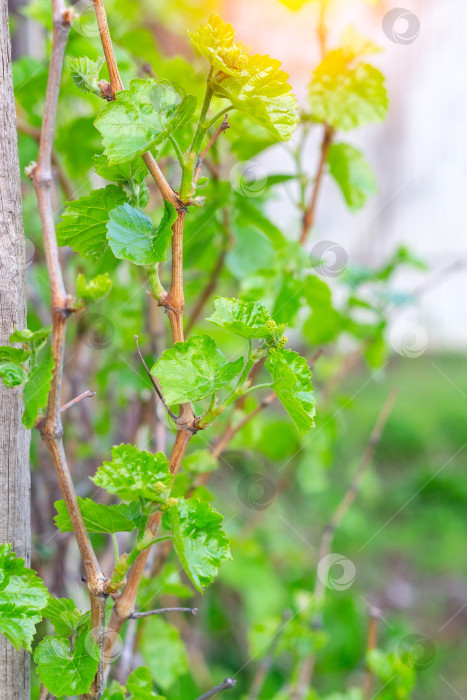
[0, 346, 30, 364]
[308, 50, 388, 131]
[327, 143, 377, 211]
[91, 444, 171, 503]
[190, 14, 298, 141]
[151, 335, 244, 405]
[164, 498, 232, 592]
[107, 201, 177, 265]
[76, 272, 113, 304]
[265, 348, 315, 436]
[56, 185, 127, 261]
[207, 296, 285, 341]
[54, 497, 140, 534]
[42, 597, 82, 637]
[0, 544, 49, 650]
[22, 348, 54, 428]
[93, 154, 148, 185]
[68, 55, 105, 95]
[10, 325, 52, 346]
[0, 362, 27, 388]
[94, 79, 197, 164]
[34, 630, 100, 697]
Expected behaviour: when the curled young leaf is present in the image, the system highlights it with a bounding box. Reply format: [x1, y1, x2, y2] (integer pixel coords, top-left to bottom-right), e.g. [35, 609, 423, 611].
[107, 200, 177, 265]
[91, 444, 172, 503]
[207, 296, 285, 341]
[151, 335, 244, 405]
[190, 14, 298, 141]
[265, 348, 316, 436]
[68, 55, 105, 95]
[163, 498, 232, 592]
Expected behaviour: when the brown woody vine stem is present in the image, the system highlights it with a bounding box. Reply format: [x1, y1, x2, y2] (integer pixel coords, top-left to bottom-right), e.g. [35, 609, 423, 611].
[299, 122, 334, 245]
[32, 2, 107, 698]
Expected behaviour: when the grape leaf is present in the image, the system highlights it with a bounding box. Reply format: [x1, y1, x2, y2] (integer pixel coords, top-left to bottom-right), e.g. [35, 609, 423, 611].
[94, 79, 197, 164]
[22, 348, 54, 429]
[0, 544, 49, 650]
[327, 143, 377, 211]
[102, 667, 165, 699]
[56, 185, 127, 261]
[42, 597, 82, 637]
[10, 325, 52, 346]
[151, 335, 244, 405]
[0, 346, 30, 363]
[207, 296, 285, 341]
[308, 50, 388, 131]
[93, 154, 148, 185]
[76, 273, 113, 304]
[265, 348, 316, 436]
[91, 444, 172, 503]
[107, 201, 177, 265]
[54, 497, 139, 534]
[190, 15, 298, 141]
[164, 498, 231, 592]
[34, 630, 99, 697]
[68, 55, 104, 95]
[0, 362, 27, 388]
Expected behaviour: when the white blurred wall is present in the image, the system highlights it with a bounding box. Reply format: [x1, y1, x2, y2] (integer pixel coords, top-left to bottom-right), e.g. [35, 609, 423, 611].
[226, 0, 467, 350]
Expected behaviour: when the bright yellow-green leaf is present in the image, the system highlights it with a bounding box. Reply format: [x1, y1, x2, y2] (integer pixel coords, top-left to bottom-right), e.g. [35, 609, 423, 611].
[190, 14, 298, 141]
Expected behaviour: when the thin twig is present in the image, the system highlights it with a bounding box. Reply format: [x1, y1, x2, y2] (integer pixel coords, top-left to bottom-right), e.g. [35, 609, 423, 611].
[195, 678, 237, 700]
[31, 3, 107, 698]
[186, 246, 227, 333]
[193, 116, 229, 184]
[300, 123, 334, 245]
[134, 335, 177, 420]
[291, 389, 398, 699]
[61, 389, 96, 413]
[363, 607, 381, 700]
[130, 607, 198, 619]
